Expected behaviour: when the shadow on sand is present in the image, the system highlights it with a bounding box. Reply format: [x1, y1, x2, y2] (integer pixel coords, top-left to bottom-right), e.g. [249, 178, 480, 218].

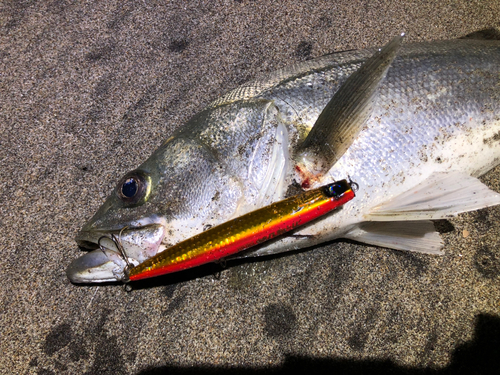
[136, 313, 500, 375]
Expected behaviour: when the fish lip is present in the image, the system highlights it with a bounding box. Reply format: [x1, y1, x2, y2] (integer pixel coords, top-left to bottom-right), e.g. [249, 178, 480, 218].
[70, 226, 134, 283]
[66, 248, 121, 283]
[70, 226, 139, 283]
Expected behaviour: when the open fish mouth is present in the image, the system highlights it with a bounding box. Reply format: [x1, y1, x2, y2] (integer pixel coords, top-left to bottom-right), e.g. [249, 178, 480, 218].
[67, 224, 165, 283]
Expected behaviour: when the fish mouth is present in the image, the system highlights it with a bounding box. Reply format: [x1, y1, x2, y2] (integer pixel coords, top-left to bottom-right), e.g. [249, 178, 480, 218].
[66, 247, 125, 283]
[67, 224, 165, 284]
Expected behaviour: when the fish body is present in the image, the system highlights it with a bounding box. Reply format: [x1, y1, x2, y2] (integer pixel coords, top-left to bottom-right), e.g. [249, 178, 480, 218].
[68, 38, 500, 284]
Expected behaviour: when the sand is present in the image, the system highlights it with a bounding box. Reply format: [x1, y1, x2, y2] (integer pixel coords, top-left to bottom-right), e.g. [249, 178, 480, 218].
[1, 1, 499, 374]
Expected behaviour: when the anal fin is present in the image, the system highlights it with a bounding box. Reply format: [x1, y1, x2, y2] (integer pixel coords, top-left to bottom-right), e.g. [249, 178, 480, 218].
[344, 221, 443, 254]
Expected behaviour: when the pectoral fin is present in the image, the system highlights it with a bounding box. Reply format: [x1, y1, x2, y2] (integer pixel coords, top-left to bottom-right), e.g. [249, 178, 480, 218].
[296, 34, 404, 177]
[366, 172, 500, 221]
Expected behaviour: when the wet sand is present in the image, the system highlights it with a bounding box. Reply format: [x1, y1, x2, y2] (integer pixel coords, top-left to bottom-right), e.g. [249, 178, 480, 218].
[1, 1, 499, 374]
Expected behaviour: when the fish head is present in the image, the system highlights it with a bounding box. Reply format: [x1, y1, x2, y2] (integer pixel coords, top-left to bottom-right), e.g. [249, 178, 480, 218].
[67, 136, 242, 283]
[67, 162, 167, 283]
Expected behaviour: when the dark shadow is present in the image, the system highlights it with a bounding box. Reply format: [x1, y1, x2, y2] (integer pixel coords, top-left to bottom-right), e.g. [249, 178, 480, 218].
[128, 247, 311, 290]
[135, 313, 500, 375]
[460, 27, 500, 40]
[127, 261, 226, 290]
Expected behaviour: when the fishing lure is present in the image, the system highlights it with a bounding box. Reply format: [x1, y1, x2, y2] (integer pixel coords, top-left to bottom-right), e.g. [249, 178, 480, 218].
[125, 179, 356, 282]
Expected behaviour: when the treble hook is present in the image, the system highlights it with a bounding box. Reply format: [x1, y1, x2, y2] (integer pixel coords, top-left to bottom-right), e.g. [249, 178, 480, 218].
[218, 258, 227, 269]
[98, 229, 133, 284]
[98, 236, 110, 256]
[111, 226, 132, 270]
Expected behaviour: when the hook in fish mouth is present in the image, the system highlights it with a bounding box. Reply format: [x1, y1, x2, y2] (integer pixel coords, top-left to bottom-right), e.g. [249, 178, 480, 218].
[99, 227, 133, 269]
[67, 224, 166, 284]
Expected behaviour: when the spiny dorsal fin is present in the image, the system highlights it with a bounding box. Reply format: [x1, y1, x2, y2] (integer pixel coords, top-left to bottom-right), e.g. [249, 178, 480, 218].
[296, 34, 404, 178]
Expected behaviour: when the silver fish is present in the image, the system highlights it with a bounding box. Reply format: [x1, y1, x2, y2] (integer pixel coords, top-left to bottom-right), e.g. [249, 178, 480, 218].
[67, 36, 500, 283]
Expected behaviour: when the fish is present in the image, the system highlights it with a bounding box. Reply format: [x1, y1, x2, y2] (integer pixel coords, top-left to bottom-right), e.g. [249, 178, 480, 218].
[126, 180, 355, 281]
[67, 35, 500, 284]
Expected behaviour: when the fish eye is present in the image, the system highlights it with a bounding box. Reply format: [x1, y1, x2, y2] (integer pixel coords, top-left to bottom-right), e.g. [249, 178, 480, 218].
[122, 178, 138, 198]
[116, 171, 150, 205]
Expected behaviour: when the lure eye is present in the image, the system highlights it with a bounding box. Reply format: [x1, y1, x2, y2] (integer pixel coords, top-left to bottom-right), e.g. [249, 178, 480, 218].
[326, 184, 342, 197]
[324, 179, 350, 199]
[116, 171, 149, 204]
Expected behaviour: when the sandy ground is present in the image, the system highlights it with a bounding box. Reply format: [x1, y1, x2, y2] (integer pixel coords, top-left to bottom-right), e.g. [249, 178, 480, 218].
[1, 1, 500, 374]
